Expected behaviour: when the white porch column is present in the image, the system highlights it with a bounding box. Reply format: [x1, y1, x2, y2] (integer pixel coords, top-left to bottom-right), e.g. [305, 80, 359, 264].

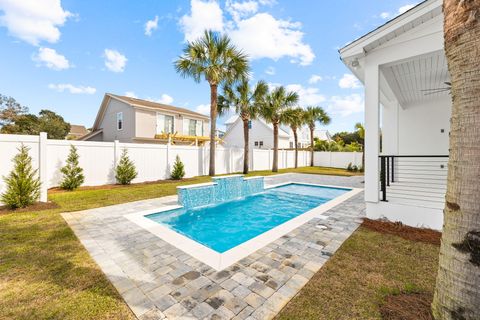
[364, 62, 380, 203]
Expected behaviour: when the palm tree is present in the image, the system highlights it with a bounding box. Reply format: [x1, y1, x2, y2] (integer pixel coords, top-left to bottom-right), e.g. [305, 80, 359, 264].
[432, 1, 480, 319]
[303, 106, 331, 166]
[355, 122, 365, 170]
[259, 86, 299, 172]
[174, 30, 249, 176]
[283, 108, 306, 168]
[218, 79, 268, 174]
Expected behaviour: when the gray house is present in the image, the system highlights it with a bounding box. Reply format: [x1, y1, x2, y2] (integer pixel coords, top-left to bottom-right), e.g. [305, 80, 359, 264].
[80, 93, 210, 143]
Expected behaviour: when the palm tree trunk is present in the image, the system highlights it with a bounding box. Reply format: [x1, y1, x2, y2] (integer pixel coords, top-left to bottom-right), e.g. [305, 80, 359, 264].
[293, 128, 298, 168]
[432, 2, 480, 319]
[243, 118, 249, 174]
[309, 126, 315, 167]
[209, 84, 217, 176]
[272, 123, 278, 172]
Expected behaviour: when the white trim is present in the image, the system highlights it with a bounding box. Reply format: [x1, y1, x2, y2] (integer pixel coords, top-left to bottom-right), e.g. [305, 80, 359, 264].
[125, 183, 362, 270]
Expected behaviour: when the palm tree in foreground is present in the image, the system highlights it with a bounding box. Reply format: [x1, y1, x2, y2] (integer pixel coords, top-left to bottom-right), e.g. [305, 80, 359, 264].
[174, 30, 249, 176]
[303, 106, 331, 166]
[432, 1, 480, 319]
[259, 86, 299, 172]
[218, 79, 268, 174]
[283, 108, 306, 168]
[355, 122, 365, 170]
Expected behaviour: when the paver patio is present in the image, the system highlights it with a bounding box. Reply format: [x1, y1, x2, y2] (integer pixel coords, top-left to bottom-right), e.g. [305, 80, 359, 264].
[62, 173, 365, 319]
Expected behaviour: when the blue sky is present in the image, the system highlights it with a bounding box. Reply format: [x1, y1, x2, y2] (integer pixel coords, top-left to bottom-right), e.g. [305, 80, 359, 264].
[0, 0, 418, 134]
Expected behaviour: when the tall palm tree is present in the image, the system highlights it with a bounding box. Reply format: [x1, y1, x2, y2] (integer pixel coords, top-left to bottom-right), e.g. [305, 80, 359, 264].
[283, 108, 306, 168]
[303, 106, 331, 167]
[218, 79, 268, 174]
[174, 30, 249, 176]
[355, 122, 365, 170]
[259, 86, 299, 172]
[432, 1, 480, 319]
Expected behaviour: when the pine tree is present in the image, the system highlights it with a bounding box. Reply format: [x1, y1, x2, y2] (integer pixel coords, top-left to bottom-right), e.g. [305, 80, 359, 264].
[1, 144, 41, 209]
[60, 145, 84, 190]
[171, 155, 185, 180]
[115, 149, 137, 185]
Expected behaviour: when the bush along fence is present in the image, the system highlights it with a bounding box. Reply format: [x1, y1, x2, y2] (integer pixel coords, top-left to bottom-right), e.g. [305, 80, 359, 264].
[0, 133, 362, 202]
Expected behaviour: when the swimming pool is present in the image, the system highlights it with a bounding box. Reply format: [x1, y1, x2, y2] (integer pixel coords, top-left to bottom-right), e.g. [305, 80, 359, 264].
[146, 183, 350, 253]
[126, 181, 361, 270]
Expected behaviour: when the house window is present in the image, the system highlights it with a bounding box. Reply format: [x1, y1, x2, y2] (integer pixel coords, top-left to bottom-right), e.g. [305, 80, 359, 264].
[117, 112, 123, 130]
[259, 141, 263, 147]
[157, 113, 174, 134]
[183, 119, 203, 136]
[289, 142, 293, 148]
[254, 141, 259, 147]
[164, 115, 174, 133]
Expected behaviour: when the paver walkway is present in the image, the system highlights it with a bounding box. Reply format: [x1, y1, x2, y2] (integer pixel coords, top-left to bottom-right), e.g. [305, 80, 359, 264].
[63, 173, 365, 320]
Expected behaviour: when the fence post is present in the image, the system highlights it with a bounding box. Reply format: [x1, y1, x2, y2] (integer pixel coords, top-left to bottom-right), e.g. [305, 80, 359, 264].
[166, 138, 171, 178]
[38, 132, 48, 202]
[113, 140, 120, 169]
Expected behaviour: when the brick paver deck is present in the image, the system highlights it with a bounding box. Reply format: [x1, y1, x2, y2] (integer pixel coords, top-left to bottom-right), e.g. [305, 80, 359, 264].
[62, 173, 365, 320]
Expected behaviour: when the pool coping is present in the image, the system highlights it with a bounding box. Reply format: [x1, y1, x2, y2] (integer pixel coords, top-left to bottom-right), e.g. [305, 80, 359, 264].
[125, 182, 363, 270]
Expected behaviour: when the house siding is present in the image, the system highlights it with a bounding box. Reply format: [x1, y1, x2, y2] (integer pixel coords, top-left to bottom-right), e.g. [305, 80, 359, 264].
[97, 99, 136, 142]
[223, 119, 290, 149]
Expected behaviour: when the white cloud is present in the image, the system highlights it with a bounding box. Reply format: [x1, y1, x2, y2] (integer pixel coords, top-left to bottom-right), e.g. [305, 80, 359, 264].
[265, 66, 275, 75]
[308, 74, 323, 84]
[48, 83, 96, 94]
[125, 91, 137, 98]
[196, 104, 210, 115]
[285, 84, 326, 106]
[180, 0, 314, 65]
[0, 0, 73, 45]
[33, 47, 70, 70]
[157, 93, 174, 105]
[144, 15, 159, 36]
[338, 73, 361, 89]
[379, 3, 418, 20]
[229, 13, 314, 65]
[103, 49, 127, 72]
[179, 0, 224, 42]
[328, 94, 364, 116]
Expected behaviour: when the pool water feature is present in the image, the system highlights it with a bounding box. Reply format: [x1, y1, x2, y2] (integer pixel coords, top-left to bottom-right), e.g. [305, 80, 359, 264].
[147, 183, 350, 253]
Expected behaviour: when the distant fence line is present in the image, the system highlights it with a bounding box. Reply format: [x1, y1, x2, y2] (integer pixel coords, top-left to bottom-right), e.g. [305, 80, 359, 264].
[0, 133, 362, 202]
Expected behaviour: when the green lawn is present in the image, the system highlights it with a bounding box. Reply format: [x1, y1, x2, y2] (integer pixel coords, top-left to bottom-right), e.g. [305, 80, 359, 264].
[0, 166, 358, 319]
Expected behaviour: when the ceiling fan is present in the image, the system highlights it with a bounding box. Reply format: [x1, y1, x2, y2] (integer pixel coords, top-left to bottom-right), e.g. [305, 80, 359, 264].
[421, 81, 452, 95]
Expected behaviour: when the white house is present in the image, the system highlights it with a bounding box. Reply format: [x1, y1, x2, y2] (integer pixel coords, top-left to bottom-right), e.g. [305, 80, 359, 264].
[340, 0, 449, 230]
[223, 115, 331, 149]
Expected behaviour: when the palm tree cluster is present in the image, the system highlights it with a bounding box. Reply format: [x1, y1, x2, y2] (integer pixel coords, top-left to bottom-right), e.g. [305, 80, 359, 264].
[175, 30, 330, 175]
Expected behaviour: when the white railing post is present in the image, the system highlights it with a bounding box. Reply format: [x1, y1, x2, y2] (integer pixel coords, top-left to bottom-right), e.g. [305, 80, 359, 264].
[38, 132, 48, 202]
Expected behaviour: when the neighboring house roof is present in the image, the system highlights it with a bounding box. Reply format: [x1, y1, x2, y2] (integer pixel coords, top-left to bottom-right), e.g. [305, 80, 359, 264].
[224, 115, 238, 125]
[68, 125, 88, 137]
[315, 129, 332, 142]
[78, 128, 103, 141]
[91, 93, 209, 130]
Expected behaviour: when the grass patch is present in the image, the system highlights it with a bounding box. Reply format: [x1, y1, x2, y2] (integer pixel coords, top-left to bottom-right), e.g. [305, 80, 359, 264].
[0, 166, 353, 319]
[276, 225, 440, 320]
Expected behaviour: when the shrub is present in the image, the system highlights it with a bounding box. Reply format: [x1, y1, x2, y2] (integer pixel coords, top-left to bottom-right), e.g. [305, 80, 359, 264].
[352, 165, 359, 172]
[347, 162, 353, 171]
[1, 144, 41, 209]
[60, 145, 84, 190]
[115, 149, 137, 185]
[171, 155, 185, 180]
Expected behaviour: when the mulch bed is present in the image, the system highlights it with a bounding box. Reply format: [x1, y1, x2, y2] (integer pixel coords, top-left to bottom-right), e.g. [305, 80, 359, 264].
[380, 292, 434, 320]
[0, 201, 59, 215]
[362, 218, 441, 245]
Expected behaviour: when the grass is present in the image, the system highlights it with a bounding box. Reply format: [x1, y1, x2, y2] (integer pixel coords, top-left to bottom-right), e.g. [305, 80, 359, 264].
[0, 166, 355, 319]
[276, 226, 440, 320]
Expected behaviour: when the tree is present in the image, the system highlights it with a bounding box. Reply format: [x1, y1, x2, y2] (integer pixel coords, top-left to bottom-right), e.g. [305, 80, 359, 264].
[303, 106, 331, 166]
[171, 155, 185, 180]
[218, 79, 268, 174]
[259, 86, 299, 172]
[283, 108, 306, 168]
[332, 131, 363, 145]
[1, 144, 41, 209]
[431, 1, 480, 319]
[175, 30, 249, 176]
[60, 145, 84, 190]
[0, 114, 39, 135]
[115, 149, 137, 185]
[354, 122, 365, 169]
[37, 110, 70, 139]
[0, 94, 28, 126]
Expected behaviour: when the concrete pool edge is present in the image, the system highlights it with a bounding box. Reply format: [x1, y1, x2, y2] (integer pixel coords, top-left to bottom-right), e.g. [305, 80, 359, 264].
[125, 182, 363, 271]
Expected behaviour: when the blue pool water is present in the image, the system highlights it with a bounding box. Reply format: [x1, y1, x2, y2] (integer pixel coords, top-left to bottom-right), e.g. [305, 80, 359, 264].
[146, 183, 350, 253]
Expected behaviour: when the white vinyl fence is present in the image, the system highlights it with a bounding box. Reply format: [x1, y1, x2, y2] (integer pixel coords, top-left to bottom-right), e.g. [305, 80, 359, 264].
[0, 133, 362, 202]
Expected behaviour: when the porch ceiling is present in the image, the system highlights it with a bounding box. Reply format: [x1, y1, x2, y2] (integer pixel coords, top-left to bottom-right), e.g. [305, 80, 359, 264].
[381, 50, 450, 106]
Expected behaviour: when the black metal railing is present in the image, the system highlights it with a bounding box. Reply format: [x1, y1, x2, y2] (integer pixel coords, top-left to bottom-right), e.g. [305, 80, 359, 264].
[379, 155, 449, 201]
